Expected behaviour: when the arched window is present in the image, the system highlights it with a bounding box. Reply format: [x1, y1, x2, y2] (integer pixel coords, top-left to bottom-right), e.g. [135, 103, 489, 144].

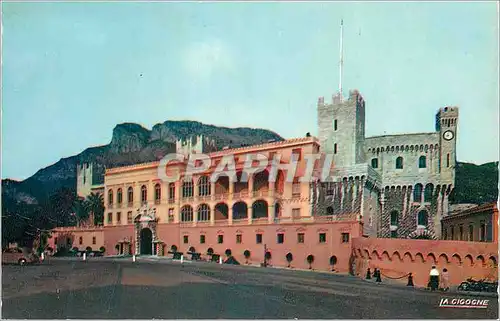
[141, 185, 147, 204]
[371, 158, 378, 169]
[424, 183, 434, 202]
[390, 211, 399, 226]
[182, 179, 194, 198]
[198, 176, 211, 196]
[181, 206, 194, 222]
[108, 189, 113, 205]
[168, 183, 175, 202]
[417, 210, 428, 227]
[154, 184, 161, 203]
[127, 187, 133, 204]
[395, 157, 403, 169]
[419, 156, 426, 168]
[197, 204, 210, 221]
[413, 184, 423, 202]
[326, 206, 334, 215]
[117, 188, 122, 204]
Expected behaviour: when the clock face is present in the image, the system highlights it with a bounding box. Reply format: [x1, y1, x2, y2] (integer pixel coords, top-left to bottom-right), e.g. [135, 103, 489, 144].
[443, 130, 454, 141]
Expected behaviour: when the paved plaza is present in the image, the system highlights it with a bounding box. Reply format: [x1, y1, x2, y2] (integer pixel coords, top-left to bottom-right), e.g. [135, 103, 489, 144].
[1, 258, 498, 319]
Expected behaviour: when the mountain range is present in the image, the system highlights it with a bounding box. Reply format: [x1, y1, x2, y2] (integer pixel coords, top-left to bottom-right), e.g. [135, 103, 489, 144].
[1, 120, 498, 208]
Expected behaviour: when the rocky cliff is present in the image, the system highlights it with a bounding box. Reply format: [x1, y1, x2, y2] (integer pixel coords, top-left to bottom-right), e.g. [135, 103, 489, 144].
[2, 120, 284, 204]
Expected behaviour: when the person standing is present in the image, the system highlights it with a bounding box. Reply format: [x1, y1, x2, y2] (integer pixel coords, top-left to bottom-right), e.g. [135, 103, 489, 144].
[429, 266, 440, 291]
[441, 268, 449, 291]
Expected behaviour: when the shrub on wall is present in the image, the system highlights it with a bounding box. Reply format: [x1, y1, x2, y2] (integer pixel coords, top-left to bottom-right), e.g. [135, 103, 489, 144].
[99, 246, 105, 253]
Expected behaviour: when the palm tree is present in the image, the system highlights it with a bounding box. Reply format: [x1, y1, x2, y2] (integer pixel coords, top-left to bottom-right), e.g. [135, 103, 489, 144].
[72, 199, 89, 226]
[85, 192, 104, 226]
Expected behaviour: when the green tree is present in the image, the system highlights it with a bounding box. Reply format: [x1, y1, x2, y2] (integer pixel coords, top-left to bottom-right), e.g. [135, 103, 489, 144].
[72, 199, 89, 226]
[85, 192, 104, 226]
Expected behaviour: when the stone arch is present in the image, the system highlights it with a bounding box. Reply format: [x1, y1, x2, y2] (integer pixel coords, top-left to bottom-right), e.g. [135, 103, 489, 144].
[415, 253, 424, 263]
[214, 203, 229, 221]
[363, 249, 371, 259]
[357, 248, 363, 258]
[392, 251, 402, 262]
[426, 253, 437, 264]
[451, 254, 462, 265]
[252, 200, 268, 219]
[232, 201, 248, 220]
[403, 252, 413, 262]
[424, 183, 434, 202]
[419, 144, 424, 151]
[371, 250, 381, 260]
[386, 146, 390, 153]
[396, 146, 399, 152]
[381, 251, 391, 261]
[410, 145, 414, 152]
[424, 144, 429, 152]
[464, 254, 473, 266]
[405, 145, 409, 152]
[476, 255, 485, 266]
[488, 256, 497, 268]
[438, 254, 449, 265]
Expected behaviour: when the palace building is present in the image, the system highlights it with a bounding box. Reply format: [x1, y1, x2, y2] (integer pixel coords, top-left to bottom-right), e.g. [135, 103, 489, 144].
[49, 86, 461, 273]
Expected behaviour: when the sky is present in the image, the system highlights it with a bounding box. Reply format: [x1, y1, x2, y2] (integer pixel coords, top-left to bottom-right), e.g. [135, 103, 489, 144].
[2, 1, 499, 180]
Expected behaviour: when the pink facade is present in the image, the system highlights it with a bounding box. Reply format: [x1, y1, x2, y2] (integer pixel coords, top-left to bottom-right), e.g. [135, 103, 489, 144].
[351, 237, 498, 287]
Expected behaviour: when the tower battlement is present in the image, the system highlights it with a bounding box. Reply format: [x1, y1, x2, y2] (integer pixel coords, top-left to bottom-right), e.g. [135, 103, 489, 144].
[175, 134, 217, 157]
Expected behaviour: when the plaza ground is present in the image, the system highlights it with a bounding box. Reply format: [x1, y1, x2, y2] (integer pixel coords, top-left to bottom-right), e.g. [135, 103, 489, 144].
[2, 258, 497, 319]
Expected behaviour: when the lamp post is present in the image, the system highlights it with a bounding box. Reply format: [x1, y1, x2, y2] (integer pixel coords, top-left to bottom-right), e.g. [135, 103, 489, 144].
[264, 244, 267, 267]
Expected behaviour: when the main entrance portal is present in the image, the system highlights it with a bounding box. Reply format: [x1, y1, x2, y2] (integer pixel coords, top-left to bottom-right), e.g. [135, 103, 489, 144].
[140, 228, 153, 255]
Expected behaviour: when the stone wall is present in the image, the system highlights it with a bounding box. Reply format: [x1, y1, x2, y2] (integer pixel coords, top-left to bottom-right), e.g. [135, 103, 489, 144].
[351, 237, 498, 288]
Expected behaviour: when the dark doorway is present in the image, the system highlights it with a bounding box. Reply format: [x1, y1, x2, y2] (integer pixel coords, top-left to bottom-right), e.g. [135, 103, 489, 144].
[140, 228, 153, 255]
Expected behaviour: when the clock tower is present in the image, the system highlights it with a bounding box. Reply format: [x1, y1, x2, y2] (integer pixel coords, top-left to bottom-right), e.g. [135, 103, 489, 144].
[435, 106, 459, 183]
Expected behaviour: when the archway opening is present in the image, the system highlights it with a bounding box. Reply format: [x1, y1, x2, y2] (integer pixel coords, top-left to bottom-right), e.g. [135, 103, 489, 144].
[140, 228, 153, 255]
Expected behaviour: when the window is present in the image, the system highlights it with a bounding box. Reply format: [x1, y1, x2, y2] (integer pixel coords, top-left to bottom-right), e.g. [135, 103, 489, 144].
[181, 206, 194, 222]
[79, 237, 83, 245]
[413, 184, 423, 202]
[292, 208, 301, 218]
[424, 184, 434, 202]
[480, 221, 486, 241]
[268, 152, 277, 163]
[390, 230, 398, 238]
[197, 204, 210, 221]
[141, 185, 147, 204]
[297, 233, 305, 243]
[236, 234, 242, 244]
[417, 210, 428, 227]
[256, 233, 263, 244]
[326, 206, 334, 215]
[341, 233, 350, 243]
[419, 156, 426, 168]
[277, 233, 284, 244]
[200, 235, 205, 244]
[168, 208, 174, 221]
[107, 213, 112, 224]
[108, 190, 113, 205]
[459, 225, 463, 240]
[127, 211, 133, 224]
[154, 184, 161, 203]
[92, 237, 96, 245]
[468, 225, 474, 241]
[116, 212, 121, 224]
[446, 153, 450, 167]
[334, 119, 338, 131]
[292, 181, 301, 197]
[390, 211, 399, 226]
[117, 188, 123, 204]
[371, 158, 378, 169]
[168, 183, 175, 203]
[128, 187, 133, 204]
[182, 179, 194, 198]
[395, 157, 404, 169]
[443, 228, 448, 240]
[450, 226, 455, 240]
[292, 148, 302, 161]
[198, 176, 211, 196]
[183, 235, 189, 244]
[334, 143, 338, 154]
[218, 235, 224, 244]
[319, 233, 326, 243]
